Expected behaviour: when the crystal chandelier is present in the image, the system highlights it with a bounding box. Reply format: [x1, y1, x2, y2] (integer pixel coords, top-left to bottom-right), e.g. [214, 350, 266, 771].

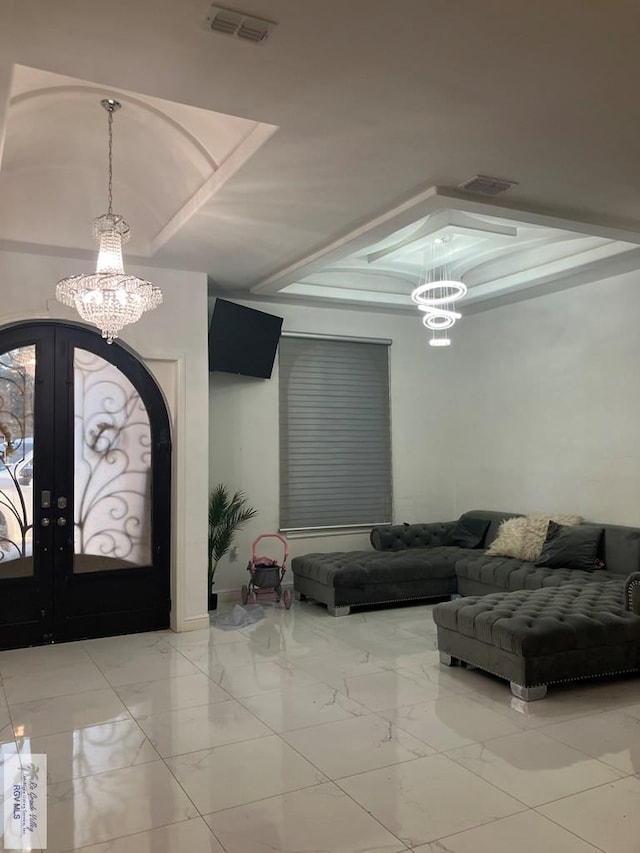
[411, 237, 466, 347]
[56, 99, 162, 343]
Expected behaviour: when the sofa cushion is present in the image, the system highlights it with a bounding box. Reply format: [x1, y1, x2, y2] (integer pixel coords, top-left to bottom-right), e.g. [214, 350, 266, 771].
[484, 517, 529, 559]
[457, 511, 521, 549]
[599, 525, 640, 577]
[447, 517, 491, 549]
[522, 513, 583, 561]
[292, 551, 370, 586]
[292, 547, 468, 588]
[485, 514, 582, 562]
[454, 554, 610, 592]
[433, 581, 640, 656]
[536, 522, 604, 571]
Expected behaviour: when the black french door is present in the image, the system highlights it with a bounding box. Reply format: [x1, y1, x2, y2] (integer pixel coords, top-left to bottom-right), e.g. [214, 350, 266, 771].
[0, 322, 171, 650]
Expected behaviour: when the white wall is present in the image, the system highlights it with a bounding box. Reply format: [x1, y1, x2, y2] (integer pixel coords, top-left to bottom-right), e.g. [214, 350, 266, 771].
[209, 298, 457, 592]
[448, 271, 640, 525]
[210, 272, 640, 595]
[0, 248, 209, 629]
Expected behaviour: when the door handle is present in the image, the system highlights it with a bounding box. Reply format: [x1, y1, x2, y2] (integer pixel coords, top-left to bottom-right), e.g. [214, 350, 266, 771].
[56, 517, 67, 527]
[41, 517, 51, 527]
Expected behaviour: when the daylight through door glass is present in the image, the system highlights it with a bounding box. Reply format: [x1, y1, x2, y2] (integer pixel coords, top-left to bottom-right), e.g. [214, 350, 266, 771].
[0, 347, 35, 578]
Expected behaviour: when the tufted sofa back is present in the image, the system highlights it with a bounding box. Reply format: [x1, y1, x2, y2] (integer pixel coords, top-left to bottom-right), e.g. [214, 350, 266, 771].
[458, 510, 521, 548]
[370, 510, 518, 552]
[370, 521, 453, 551]
[370, 510, 640, 578]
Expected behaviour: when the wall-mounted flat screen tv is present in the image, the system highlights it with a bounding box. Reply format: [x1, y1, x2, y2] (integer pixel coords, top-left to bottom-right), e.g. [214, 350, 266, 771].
[208, 299, 283, 379]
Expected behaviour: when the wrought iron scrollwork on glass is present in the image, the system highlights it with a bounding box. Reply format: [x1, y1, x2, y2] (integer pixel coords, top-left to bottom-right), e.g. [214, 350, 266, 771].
[0, 347, 35, 564]
[74, 349, 152, 570]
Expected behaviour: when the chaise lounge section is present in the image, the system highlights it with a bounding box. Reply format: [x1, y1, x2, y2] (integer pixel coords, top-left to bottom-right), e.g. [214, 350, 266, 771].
[434, 578, 640, 701]
[292, 547, 461, 616]
[292, 511, 510, 616]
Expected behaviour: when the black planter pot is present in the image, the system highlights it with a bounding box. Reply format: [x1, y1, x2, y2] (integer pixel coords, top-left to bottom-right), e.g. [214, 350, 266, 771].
[208, 592, 218, 612]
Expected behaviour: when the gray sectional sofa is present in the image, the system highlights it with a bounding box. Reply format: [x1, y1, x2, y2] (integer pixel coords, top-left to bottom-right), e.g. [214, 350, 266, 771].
[291, 510, 640, 699]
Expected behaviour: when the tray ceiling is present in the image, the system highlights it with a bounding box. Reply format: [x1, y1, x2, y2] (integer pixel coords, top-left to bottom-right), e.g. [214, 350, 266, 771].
[254, 189, 640, 314]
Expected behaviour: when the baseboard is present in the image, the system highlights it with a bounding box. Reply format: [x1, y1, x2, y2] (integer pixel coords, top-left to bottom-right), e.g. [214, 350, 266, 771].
[182, 614, 210, 632]
[216, 588, 240, 604]
[215, 583, 293, 604]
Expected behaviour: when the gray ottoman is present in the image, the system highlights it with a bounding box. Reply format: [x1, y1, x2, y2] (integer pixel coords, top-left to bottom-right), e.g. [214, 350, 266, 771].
[433, 580, 640, 700]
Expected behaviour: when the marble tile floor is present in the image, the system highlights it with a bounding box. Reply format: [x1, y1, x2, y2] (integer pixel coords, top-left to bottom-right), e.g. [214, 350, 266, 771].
[1, 600, 640, 851]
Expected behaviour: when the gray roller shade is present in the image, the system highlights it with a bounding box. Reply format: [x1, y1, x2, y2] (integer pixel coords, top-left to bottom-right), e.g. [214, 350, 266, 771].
[279, 336, 392, 530]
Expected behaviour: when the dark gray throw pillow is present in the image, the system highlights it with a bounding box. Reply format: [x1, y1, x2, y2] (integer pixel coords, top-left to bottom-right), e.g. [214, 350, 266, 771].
[447, 517, 491, 549]
[536, 521, 604, 571]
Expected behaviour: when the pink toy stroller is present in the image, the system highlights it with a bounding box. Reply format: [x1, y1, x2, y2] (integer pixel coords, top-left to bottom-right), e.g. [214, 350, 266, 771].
[241, 533, 291, 609]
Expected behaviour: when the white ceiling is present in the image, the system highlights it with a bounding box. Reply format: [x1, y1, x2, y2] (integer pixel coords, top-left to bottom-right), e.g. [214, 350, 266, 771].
[2, 1, 640, 316]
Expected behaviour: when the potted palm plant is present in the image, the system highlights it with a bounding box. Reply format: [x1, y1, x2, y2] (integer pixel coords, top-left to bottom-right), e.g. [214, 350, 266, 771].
[208, 484, 257, 611]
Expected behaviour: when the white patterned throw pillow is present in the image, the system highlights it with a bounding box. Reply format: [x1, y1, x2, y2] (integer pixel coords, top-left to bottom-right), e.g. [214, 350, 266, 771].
[485, 513, 583, 562]
[485, 516, 529, 559]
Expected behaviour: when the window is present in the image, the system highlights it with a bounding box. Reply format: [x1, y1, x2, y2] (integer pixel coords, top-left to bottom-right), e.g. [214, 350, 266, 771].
[279, 335, 392, 530]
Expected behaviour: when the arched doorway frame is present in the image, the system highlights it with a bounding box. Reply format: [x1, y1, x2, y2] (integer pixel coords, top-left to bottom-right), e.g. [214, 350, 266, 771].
[0, 317, 178, 645]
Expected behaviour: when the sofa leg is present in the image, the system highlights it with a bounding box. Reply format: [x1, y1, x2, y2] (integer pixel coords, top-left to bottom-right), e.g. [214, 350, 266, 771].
[293, 590, 306, 601]
[510, 682, 547, 702]
[327, 605, 350, 617]
[439, 652, 456, 666]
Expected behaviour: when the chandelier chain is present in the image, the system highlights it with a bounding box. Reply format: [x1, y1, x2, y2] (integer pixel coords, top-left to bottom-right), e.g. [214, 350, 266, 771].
[107, 108, 113, 215]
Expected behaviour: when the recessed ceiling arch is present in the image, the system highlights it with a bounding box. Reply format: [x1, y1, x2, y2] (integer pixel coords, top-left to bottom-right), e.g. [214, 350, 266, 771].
[0, 84, 217, 253]
[10, 85, 218, 170]
[0, 66, 277, 260]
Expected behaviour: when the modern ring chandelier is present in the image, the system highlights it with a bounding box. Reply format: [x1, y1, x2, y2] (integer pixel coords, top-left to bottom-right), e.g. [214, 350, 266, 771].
[411, 237, 466, 347]
[56, 99, 162, 344]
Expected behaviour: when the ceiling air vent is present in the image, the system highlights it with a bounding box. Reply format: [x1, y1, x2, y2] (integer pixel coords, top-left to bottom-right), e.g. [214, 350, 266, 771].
[204, 5, 277, 43]
[457, 175, 518, 196]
